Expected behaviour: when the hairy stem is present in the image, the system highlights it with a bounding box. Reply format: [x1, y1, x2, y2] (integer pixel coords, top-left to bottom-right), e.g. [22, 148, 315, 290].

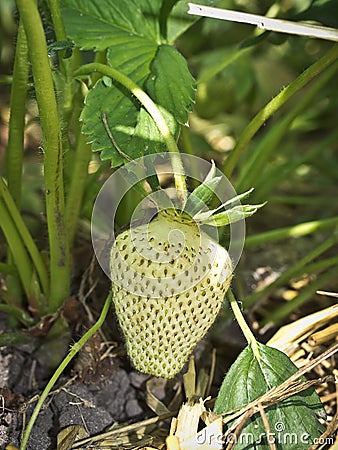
[48, 0, 76, 194]
[228, 289, 260, 359]
[6, 19, 28, 207]
[0, 178, 49, 298]
[0, 199, 32, 299]
[65, 131, 92, 245]
[16, 0, 70, 312]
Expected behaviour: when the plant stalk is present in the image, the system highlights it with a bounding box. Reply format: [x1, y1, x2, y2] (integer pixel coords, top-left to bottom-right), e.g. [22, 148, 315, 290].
[6, 19, 28, 207]
[74, 63, 188, 205]
[244, 231, 338, 307]
[228, 289, 260, 359]
[48, 0, 74, 128]
[65, 131, 92, 245]
[0, 178, 49, 297]
[236, 58, 338, 192]
[0, 199, 33, 299]
[244, 216, 338, 248]
[222, 43, 338, 177]
[16, 0, 70, 312]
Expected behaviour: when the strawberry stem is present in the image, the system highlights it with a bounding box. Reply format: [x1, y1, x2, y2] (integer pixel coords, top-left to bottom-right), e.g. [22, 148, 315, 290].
[74, 63, 188, 206]
[228, 289, 260, 360]
[15, 0, 70, 312]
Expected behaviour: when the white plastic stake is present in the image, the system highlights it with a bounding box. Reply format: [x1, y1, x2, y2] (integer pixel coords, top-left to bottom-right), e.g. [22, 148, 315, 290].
[188, 3, 338, 42]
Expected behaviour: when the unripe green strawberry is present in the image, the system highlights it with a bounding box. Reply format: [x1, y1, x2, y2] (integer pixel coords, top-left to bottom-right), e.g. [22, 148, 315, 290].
[110, 210, 232, 378]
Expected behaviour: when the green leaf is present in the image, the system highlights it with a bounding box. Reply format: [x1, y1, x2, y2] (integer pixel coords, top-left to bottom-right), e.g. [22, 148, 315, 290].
[81, 44, 195, 165]
[82, 83, 179, 166]
[193, 188, 255, 221]
[166, 0, 217, 43]
[184, 177, 221, 216]
[62, 0, 196, 166]
[145, 45, 196, 126]
[60, 0, 216, 48]
[48, 40, 74, 58]
[214, 343, 325, 450]
[199, 203, 264, 226]
[60, 0, 162, 50]
[296, 0, 338, 28]
[0, 304, 35, 326]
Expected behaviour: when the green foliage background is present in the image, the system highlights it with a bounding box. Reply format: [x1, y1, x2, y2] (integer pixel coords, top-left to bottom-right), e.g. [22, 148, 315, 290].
[0, 0, 337, 447]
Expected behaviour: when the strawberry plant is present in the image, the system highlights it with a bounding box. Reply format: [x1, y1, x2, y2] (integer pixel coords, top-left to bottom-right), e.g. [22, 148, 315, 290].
[1, 0, 337, 449]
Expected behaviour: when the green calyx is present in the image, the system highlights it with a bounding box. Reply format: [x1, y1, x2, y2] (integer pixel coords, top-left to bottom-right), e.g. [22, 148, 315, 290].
[166, 161, 265, 227]
[134, 160, 264, 231]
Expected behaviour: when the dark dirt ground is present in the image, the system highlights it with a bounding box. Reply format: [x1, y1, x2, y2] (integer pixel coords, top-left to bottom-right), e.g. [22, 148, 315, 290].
[0, 310, 247, 450]
[1, 344, 146, 449]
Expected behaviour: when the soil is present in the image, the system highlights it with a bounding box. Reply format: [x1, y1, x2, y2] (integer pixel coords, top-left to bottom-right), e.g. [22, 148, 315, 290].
[0, 342, 146, 449]
[0, 314, 245, 450]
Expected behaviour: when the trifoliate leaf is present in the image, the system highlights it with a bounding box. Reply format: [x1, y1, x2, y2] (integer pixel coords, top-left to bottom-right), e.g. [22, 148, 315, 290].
[62, 2, 196, 166]
[214, 343, 325, 450]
